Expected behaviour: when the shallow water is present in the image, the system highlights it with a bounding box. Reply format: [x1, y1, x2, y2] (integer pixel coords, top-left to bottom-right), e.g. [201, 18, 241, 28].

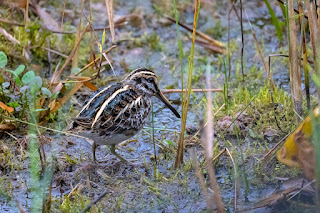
[1, 0, 315, 212]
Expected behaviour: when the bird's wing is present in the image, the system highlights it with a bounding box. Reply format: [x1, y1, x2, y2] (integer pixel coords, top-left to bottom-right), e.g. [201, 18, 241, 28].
[69, 82, 144, 134]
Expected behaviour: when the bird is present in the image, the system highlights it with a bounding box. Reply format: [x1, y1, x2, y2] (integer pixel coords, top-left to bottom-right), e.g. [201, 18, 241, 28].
[68, 68, 180, 163]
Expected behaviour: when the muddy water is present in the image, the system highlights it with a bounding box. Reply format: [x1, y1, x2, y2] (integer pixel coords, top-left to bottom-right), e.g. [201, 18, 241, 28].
[1, 0, 309, 212]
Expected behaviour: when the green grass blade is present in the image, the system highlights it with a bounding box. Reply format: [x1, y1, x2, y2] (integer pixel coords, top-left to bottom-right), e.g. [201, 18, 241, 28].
[264, 0, 283, 41]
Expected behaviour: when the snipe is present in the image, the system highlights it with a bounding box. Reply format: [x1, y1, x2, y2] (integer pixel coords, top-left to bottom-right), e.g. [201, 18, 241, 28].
[69, 68, 180, 163]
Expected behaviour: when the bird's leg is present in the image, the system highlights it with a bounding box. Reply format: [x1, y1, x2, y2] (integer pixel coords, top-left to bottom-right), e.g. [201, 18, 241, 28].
[110, 144, 135, 164]
[92, 142, 98, 163]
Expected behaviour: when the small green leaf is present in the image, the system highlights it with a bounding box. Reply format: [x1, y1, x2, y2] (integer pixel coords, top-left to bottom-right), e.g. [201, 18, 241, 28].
[31, 76, 43, 89]
[51, 92, 59, 100]
[71, 67, 81, 74]
[22, 71, 35, 84]
[102, 28, 106, 47]
[41, 87, 52, 97]
[264, 0, 282, 41]
[14, 65, 25, 76]
[7, 102, 19, 108]
[0, 51, 7, 68]
[34, 108, 47, 112]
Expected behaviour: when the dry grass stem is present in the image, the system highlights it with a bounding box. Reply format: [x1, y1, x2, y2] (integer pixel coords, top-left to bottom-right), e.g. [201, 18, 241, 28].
[22, 0, 29, 59]
[298, 0, 310, 109]
[306, 1, 320, 104]
[50, 23, 89, 86]
[82, 190, 108, 213]
[41, 47, 68, 58]
[72, 0, 86, 70]
[60, 0, 67, 30]
[288, 0, 303, 120]
[244, 9, 275, 91]
[262, 130, 293, 162]
[50, 82, 84, 114]
[74, 44, 117, 76]
[0, 18, 24, 26]
[212, 148, 226, 162]
[175, 0, 200, 168]
[201, 63, 224, 212]
[194, 39, 227, 54]
[105, 0, 115, 44]
[190, 148, 211, 210]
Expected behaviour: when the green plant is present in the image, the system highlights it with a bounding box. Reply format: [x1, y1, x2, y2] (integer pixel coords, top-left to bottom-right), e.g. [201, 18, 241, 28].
[264, 0, 284, 41]
[0, 51, 53, 119]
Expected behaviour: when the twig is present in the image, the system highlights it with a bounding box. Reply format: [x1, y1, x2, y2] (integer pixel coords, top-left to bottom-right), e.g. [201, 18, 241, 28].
[82, 190, 108, 213]
[1, 115, 93, 145]
[269, 53, 314, 64]
[288, 179, 315, 200]
[162, 88, 223, 94]
[194, 38, 227, 54]
[165, 15, 225, 49]
[0, 18, 24, 26]
[212, 148, 226, 162]
[74, 45, 117, 76]
[47, 23, 126, 34]
[0, 27, 20, 44]
[262, 130, 293, 161]
[68, 183, 80, 198]
[41, 47, 68, 58]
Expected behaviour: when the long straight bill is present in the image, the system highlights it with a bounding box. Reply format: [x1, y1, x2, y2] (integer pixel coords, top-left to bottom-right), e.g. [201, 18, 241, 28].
[156, 91, 180, 118]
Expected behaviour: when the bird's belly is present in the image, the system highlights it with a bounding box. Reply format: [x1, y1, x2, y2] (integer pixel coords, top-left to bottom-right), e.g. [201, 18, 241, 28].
[95, 133, 133, 145]
[79, 129, 140, 146]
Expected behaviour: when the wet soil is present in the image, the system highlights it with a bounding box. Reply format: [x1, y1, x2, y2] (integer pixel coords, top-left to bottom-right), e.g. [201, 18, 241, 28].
[0, 0, 317, 212]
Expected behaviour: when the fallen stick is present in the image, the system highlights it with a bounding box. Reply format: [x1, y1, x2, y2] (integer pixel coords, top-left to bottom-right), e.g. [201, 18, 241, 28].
[162, 88, 223, 94]
[82, 190, 108, 213]
[165, 15, 225, 49]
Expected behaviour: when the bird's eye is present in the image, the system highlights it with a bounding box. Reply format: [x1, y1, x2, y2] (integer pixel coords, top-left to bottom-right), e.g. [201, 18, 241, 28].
[147, 77, 153, 82]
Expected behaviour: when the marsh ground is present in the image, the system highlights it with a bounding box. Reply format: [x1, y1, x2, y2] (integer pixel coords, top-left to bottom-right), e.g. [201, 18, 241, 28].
[0, 0, 317, 212]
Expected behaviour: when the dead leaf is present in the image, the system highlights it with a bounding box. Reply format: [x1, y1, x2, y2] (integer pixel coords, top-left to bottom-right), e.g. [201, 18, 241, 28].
[48, 100, 56, 111]
[83, 81, 98, 91]
[0, 101, 14, 113]
[0, 123, 16, 132]
[50, 82, 83, 114]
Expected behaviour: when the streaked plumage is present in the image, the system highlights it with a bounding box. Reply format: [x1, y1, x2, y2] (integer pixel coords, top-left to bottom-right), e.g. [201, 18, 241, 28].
[69, 68, 180, 163]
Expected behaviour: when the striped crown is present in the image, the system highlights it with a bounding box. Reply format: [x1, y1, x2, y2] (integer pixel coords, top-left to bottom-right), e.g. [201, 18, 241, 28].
[123, 68, 160, 96]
